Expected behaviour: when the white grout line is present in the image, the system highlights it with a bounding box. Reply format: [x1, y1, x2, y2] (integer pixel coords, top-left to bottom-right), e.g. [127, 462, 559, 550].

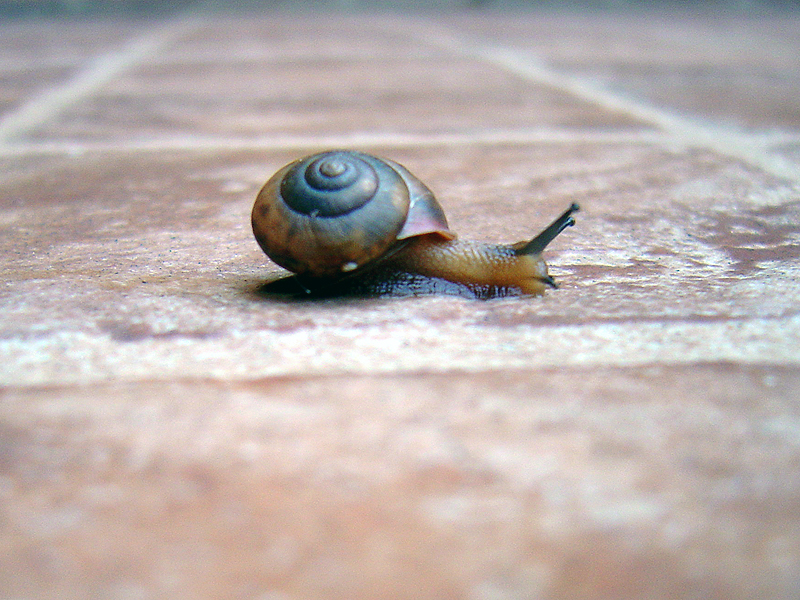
[0, 14, 203, 144]
[0, 129, 672, 158]
[2, 315, 799, 387]
[1, 126, 795, 161]
[409, 21, 800, 185]
[0, 44, 445, 74]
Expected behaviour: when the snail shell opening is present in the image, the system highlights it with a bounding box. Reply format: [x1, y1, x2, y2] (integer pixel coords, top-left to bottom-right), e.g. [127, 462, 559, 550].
[252, 150, 412, 278]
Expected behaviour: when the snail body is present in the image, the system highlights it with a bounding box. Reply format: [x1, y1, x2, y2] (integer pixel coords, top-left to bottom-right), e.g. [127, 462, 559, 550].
[252, 150, 578, 296]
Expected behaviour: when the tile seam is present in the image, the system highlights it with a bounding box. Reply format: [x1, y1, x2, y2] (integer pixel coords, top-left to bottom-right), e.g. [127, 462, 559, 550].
[0, 129, 670, 158]
[2, 315, 798, 387]
[0, 49, 446, 73]
[407, 20, 800, 185]
[1, 129, 797, 159]
[0, 13, 204, 145]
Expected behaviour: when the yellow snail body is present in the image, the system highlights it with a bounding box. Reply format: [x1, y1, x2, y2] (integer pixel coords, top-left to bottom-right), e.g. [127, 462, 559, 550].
[252, 150, 579, 296]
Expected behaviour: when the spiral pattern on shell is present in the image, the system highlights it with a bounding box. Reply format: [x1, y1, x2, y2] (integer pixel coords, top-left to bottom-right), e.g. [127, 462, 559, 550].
[252, 150, 412, 278]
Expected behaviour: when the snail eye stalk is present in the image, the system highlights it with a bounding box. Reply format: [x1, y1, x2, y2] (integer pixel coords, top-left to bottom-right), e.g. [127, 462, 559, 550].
[513, 203, 580, 257]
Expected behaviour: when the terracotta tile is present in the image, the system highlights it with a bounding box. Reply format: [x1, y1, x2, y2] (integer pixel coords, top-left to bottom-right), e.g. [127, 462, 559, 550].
[0, 19, 150, 67]
[22, 51, 649, 141]
[1, 366, 799, 599]
[447, 12, 800, 130]
[0, 64, 77, 116]
[568, 65, 800, 130]
[0, 20, 148, 118]
[0, 19, 155, 125]
[1, 143, 798, 385]
[169, 14, 447, 61]
[448, 13, 800, 69]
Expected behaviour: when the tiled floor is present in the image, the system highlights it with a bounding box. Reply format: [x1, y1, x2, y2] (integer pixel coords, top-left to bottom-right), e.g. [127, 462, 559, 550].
[2, 6, 800, 600]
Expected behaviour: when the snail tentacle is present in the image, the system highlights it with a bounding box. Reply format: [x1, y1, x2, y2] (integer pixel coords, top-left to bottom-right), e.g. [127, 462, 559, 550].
[512, 203, 580, 257]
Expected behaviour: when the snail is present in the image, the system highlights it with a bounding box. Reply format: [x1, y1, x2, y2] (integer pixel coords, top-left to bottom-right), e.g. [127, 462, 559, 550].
[252, 150, 579, 297]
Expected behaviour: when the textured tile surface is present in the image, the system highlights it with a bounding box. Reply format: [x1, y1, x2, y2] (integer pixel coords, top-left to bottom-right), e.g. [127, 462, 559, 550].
[24, 42, 648, 141]
[2, 367, 800, 600]
[448, 12, 800, 129]
[1, 143, 799, 385]
[1, 7, 800, 600]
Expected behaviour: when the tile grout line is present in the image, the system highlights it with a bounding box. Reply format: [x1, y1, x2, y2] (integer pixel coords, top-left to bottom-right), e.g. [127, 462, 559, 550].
[0, 129, 672, 158]
[0, 13, 204, 145]
[2, 314, 799, 387]
[407, 20, 800, 185]
[1, 127, 797, 160]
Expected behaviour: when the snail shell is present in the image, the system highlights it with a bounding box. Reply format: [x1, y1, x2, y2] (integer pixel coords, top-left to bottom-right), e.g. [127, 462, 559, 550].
[252, 150, 578, 296]
[252, 150, 454, 278]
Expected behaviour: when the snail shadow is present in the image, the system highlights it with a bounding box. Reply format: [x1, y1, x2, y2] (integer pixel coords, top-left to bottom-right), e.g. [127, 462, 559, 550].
[251, 268, 525, 302]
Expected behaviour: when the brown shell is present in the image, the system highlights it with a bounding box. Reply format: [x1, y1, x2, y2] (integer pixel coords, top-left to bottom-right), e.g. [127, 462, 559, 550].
[252, 151, 454, 278]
